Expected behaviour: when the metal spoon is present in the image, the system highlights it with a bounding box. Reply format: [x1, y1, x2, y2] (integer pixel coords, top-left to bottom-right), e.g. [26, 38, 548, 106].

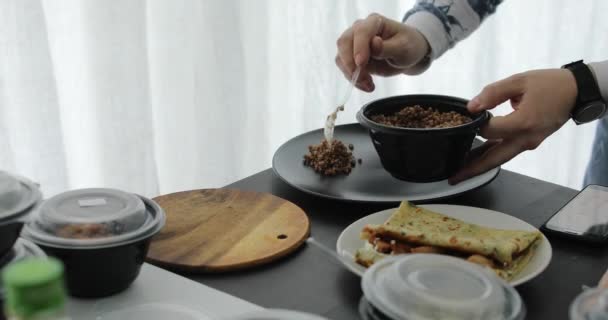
[324, 67, 362, 143]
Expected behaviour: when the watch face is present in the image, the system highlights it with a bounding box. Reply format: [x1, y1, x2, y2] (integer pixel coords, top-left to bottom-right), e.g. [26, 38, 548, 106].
[575, 102, 607, 123]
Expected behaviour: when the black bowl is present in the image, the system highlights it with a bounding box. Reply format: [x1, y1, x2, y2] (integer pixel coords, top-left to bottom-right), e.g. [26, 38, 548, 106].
[25, 195, 165, 298]
[0, 222, 23, 259]
[39, 238, 151, 298]
[357, 94, 490, 182]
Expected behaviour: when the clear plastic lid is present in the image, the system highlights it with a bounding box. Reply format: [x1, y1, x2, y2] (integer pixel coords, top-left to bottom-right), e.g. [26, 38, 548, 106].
[362, 254, 525, 320]
[227, 309, 330, 320]
[0, 171, 41, 221]
[24, 188, 164, 249]
[570, 288, 608, 320]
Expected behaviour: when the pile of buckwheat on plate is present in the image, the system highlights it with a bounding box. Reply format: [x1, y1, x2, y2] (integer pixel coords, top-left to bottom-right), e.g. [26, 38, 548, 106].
[303, 139, 361, 176]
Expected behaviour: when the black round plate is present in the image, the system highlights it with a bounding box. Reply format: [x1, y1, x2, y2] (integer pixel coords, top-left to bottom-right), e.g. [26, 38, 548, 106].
[272, 124, 499, 203]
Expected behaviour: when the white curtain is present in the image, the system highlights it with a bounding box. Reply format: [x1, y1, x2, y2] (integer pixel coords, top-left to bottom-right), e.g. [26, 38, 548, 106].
[1, 0, 607, 198]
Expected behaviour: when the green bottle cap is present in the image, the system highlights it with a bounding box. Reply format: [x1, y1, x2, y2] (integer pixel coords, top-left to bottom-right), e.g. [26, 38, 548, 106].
[2, 258, 66, 318]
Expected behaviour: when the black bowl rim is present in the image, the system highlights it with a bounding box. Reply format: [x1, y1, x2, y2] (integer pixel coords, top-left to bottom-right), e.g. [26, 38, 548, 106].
[357, 94, 490, 135]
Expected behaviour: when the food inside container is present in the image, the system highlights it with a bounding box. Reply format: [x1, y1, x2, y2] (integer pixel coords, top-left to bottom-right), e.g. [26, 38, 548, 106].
[370, 105, 472, 128]
[55, 222, 114, 239]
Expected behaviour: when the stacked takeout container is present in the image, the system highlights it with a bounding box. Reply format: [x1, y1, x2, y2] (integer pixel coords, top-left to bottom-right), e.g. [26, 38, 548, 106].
[0, 172, 45, 300]
[0, 171, 166, 299]
[358, 254, 526, 320]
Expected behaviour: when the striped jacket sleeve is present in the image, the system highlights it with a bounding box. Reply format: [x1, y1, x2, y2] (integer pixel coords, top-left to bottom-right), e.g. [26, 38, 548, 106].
[403, 0, 503, 60]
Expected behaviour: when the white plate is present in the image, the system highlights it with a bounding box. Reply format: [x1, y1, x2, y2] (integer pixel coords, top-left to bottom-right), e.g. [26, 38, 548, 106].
[336, 204, 552, 286]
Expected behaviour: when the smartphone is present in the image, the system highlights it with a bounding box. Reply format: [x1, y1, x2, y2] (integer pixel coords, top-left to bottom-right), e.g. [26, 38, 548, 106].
[542, 184, 608, 243]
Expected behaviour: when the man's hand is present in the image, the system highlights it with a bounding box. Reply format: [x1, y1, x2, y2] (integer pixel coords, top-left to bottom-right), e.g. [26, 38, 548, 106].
[449, 69, 578, 184]
[335, 13, 430, 92]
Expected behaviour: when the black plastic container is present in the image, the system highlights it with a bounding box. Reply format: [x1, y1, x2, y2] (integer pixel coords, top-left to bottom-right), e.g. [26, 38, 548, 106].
[39, 238, 151, 298]
[357, 95, 490, 182]
[0, 222, 23, 259]
[0, 172, 41, 258]
[23, 189, 165, 298]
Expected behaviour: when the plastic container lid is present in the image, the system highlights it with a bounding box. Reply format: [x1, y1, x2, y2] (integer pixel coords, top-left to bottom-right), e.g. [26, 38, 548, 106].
[361, 254, 525, 320]
[228, 309, 331, 320]
[570, 287, 608, 320]
[0, 171, 41, 222]
[24, 188, 165, 249]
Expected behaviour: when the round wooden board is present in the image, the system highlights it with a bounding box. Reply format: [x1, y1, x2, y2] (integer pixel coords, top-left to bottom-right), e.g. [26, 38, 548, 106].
[146, 189, 310, 273]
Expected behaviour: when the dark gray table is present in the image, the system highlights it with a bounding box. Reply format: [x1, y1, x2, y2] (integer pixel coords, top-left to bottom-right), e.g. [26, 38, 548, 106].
[190, 169, 607, 320]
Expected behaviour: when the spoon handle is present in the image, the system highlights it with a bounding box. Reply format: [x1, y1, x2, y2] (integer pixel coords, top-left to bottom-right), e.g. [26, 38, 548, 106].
[339, 66, 362, 107]
[324, 67, 362, 143]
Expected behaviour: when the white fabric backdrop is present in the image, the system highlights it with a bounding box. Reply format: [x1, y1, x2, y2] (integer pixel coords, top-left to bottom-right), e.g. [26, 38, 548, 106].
[1, 0, 607, 198]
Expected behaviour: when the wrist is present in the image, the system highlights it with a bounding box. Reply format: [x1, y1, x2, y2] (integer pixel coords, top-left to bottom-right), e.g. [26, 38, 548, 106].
[562, 60, 608, 124]
[561, 68, 579, 114]
[401, 29, 432, 75]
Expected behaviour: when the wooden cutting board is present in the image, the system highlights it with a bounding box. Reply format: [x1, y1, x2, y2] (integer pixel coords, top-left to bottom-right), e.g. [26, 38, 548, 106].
[146, 189, 310, 273]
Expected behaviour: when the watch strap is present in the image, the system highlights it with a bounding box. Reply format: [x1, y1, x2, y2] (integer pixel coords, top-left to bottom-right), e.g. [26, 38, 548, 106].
[563, 60, 603, 105]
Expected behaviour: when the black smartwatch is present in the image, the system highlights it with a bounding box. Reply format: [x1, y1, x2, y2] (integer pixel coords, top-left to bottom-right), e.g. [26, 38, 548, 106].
[562, 60, 607, 124]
